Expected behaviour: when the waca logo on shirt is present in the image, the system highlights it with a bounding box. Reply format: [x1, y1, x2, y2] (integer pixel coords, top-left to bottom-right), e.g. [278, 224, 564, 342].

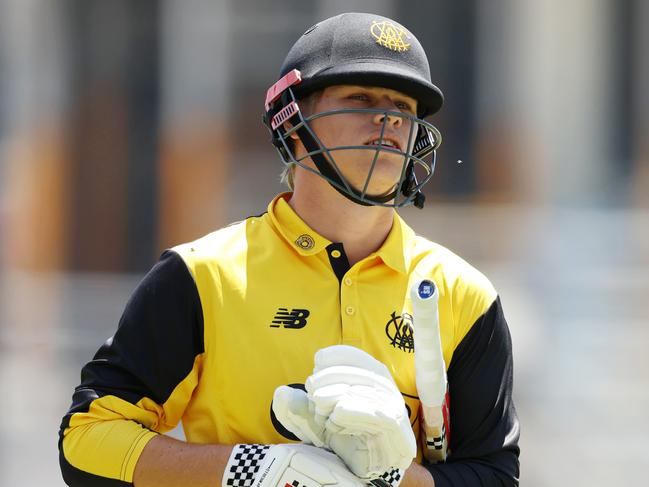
[385, 311, 414, 353]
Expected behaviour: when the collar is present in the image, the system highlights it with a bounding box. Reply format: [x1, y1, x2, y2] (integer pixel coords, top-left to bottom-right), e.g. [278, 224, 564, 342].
[267, 193, 331, 256]
[267, 192, 416, 273]
[372, 211, 416, 274]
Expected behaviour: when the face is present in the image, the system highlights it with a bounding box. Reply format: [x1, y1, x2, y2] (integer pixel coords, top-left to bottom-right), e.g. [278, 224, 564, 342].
[293, 85, 418, 198]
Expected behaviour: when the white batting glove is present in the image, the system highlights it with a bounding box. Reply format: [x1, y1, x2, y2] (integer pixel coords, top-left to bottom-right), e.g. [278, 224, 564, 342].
[272, 346, 416, 483]
[308, 346, 416, 478]
[273, 385, 327, 447]
[222, 443, 365, 487]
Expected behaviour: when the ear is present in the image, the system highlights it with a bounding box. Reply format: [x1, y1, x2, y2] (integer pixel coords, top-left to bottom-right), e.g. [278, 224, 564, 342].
[283, 120, 300, 141]
[288, 129, 300, 141]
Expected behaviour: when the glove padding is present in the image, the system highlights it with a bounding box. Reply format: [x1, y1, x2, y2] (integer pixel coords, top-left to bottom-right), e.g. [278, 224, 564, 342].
[273, 346, 416, 480]
[222, 443, 365, 487]
[273, 385, 326, 448]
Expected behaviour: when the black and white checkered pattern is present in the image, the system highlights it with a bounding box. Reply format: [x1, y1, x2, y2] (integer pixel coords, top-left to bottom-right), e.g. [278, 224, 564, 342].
[369, 468, 403, 487]
[425, 423, 446, 450]
[224, 444, 270, 487]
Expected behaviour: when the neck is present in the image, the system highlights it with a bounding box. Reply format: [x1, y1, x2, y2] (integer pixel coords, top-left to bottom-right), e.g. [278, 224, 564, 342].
[288, 177, 395, 266]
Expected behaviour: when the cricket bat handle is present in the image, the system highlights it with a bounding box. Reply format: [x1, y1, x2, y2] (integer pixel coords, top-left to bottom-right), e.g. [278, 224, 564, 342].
[410, 279, 449, 462]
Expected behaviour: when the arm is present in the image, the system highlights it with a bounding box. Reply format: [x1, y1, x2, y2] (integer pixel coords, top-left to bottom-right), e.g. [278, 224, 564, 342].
[133, 435, 233, 487]
[402, 462, 435, 487]
[135, 438, 377, 487]
[58, 251, 207, 486]
[424, 297, 520, 487]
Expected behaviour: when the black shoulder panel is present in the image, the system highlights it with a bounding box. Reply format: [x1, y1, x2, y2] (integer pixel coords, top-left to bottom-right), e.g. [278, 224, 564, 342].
[425, 297, 520, 486]
[76, 250, 204, 406]
[58, 250, 205, 481]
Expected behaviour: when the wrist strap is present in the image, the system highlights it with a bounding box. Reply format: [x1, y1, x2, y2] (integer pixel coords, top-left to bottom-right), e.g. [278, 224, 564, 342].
[369, 468, 403, 487]
[224, 444, 271, 487]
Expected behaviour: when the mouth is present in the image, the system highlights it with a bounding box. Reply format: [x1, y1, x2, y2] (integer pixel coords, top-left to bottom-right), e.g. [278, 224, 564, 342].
[364, 137, 402, 152]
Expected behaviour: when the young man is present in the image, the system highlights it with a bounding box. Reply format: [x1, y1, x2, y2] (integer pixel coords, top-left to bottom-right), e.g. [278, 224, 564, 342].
[59, 12, 519, 487]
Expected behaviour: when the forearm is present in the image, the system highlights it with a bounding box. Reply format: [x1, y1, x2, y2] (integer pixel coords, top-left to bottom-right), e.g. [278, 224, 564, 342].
[133, 435, 233, 487]
[401, 462, 435, 487]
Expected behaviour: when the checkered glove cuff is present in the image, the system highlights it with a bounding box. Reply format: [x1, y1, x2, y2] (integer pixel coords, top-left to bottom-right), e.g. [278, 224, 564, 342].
[223, 444, 271, 487]
[368, 468, 404, 487]
[426, 422, 446, 450]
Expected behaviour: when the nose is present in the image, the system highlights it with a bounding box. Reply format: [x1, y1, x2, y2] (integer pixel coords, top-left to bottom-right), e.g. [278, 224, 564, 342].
[373, 111, 403, 128]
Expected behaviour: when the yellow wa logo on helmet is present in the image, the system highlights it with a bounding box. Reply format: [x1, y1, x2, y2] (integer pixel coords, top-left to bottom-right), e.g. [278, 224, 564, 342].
[370, 20, 411, 52]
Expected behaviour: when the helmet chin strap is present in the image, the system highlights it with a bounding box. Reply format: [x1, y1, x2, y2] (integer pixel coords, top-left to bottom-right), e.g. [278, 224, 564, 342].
[293, 117, 419, 208]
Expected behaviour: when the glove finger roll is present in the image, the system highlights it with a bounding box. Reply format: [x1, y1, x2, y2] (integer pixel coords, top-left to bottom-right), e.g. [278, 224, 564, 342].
[273, 386, 326, 447]
[307, 366, 400, 396]
[314, 345, 393, 381]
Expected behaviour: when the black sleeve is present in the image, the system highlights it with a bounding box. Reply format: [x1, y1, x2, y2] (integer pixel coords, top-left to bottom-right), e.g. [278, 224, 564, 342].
[58, 250, 204, 486]
[425, 297, 520, 486]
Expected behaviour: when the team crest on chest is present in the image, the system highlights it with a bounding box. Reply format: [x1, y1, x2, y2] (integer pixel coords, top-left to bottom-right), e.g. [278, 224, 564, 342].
[385, 311, 414, 352]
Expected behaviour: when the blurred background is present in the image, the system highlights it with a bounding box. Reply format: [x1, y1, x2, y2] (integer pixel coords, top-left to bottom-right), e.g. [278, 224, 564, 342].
[0, 0, 647, 485]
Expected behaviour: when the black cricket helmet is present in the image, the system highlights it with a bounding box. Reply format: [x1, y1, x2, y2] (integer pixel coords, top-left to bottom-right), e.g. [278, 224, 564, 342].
[262, 12, 443, 208]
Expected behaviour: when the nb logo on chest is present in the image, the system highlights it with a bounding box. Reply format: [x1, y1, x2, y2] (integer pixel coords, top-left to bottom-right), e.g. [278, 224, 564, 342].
[270, 308, 310, 329]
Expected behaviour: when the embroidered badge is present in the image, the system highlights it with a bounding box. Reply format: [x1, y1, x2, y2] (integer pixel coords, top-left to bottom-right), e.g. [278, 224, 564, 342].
[295, 234, 315, 250]
[371, 20, 411, 52]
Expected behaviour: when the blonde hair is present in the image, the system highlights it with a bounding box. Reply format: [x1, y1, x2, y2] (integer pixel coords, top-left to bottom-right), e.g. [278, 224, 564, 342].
[280, 163, 296, 190]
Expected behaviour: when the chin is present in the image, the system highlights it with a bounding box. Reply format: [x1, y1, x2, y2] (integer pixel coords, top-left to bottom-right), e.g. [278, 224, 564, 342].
[347, 177, 399, 198]
[337, 152, 403, 192]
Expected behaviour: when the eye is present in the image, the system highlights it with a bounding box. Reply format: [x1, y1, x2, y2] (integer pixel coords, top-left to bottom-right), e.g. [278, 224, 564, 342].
[396, 101, 415, 113]
[349, 93, 370, 102]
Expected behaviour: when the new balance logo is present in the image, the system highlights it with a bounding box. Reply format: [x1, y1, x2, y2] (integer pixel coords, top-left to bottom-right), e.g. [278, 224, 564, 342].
[271, 308, 310, 329]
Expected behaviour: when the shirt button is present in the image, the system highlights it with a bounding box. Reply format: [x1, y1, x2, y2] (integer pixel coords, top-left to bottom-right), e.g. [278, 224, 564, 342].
[331, 250, 342, 258]
[344, 277, 353, 286]
[346, 306, 355, 315]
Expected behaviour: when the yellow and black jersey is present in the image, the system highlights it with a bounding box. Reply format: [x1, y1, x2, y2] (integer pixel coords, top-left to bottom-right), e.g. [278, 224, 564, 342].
[59, 193, 520, 487]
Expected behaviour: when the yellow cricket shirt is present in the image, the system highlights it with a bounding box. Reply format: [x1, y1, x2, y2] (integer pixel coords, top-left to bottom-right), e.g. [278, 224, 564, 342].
[59, 192, 519, 486]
